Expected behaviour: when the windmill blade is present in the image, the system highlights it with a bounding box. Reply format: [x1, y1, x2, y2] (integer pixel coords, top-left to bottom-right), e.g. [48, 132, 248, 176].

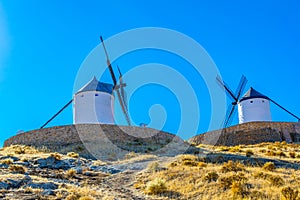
[235, 75, 248, 100]
[115, 88, 131, 125]
[100, 36, 117, 86]
[40, 99, 73, 129]
[100, 36, 131, 125]
[216, 75, 238, 102]
[224, 104, 237, 128]
[269, 99, 300, 121]
[117, 66, 128, 111]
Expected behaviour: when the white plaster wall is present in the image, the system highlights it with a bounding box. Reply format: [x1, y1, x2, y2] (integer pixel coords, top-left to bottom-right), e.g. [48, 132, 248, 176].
[73, 91, 114, 124]
[238, 98, 272, 123]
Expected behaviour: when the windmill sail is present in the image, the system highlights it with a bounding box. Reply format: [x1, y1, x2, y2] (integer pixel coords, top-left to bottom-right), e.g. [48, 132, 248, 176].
[100, 36, 131, 126]
[216, 75, 247, 128]
[40, 99, 73, 129]
[269, 99, 300, 122]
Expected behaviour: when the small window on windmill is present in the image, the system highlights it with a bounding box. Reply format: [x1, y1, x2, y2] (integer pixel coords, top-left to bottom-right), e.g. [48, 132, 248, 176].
[262, 100, 265, 103]
[95, 94, 99, 97]
[81, 94, 84, 97]
[250, 101, 253, 103]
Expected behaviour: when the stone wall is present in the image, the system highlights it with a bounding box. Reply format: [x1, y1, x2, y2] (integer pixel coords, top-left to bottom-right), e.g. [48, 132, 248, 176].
[4, 124, 187, 160]
[189, 122, 300, 146]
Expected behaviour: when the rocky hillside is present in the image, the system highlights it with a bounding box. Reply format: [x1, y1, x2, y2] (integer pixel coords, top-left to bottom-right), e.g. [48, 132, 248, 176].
[0, 142, 300, 199]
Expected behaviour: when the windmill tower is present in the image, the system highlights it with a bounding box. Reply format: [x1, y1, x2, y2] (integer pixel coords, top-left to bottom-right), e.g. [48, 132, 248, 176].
[40, 36, 131, 128]
[238, 87, 272, 123]
[217, 75, 300, 128]
[73, 76, 115, 124]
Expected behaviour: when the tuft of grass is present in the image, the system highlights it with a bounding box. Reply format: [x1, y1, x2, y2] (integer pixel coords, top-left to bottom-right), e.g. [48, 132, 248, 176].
[9, 164, 26, 173]
[262, 162, 276, 171]
[124, 151, 137, 159]
[147, 162, 161, 173]
[145, 178, 167, 195]
[0, 158, 13, 165]
[79, 196, 96, 200]
[231, 181, 248, 198]
[289, 152, 296, 158]
[276, 151, 286, 157]
[229, 146, 242, 153]
[268, 175, 284, 187]
[65, 169, 77, 178]
[218, 173, 247, 190]
[67, 152, 79, 158]
[204, 171, 219, 182]
[281, 186, 299, 200]
[245, 150, 254, 157]
[221, 160, 245, 173]
[50, 152, 62, 160]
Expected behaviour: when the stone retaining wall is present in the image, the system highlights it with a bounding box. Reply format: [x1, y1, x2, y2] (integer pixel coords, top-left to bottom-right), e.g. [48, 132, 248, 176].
[189, 122, 300, 146]
[3, 124, 186, 160]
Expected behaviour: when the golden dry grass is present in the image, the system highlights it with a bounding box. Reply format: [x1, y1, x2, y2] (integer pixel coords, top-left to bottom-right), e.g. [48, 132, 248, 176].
[135, 142, 300, 200]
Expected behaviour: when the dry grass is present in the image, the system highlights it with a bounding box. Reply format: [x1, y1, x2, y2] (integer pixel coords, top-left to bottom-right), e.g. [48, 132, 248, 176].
[67, 152, 79, 158]
[135, 142, 300, 199]
[8, 164, 26, 174]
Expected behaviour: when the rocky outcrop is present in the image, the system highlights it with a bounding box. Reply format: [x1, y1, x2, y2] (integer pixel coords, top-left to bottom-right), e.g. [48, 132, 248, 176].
[189, 122, 300, 146]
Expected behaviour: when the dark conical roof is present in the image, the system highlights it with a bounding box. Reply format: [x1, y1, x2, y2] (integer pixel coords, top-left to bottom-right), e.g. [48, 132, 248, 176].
[76, 76, 114, 95]
[239, 87, 269, 102]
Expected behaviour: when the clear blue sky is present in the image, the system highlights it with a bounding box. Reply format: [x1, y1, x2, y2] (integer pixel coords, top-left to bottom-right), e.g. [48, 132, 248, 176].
[1, 1, 300, 146]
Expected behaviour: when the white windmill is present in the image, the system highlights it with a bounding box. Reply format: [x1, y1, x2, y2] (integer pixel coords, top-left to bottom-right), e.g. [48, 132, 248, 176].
[216, 75, 300, 127]
[40, 36, 131, 128]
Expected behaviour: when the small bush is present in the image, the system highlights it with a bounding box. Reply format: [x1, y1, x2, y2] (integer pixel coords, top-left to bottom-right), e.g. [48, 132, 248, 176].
[268, 175, 284, 187]
[221, 160, 245, 173]
[79, 196, 96, 200]
[245, 150, 254, 157]
[50, 152, 62, 160]
[66, 169, 77, 178]
[198, 162, 207, 168]
[147, 162, 160, 173]
[259, 149, 266, 153]
[204, 171, 219, 182]
[262, 162, 276, 171]
[265, 150, 276, 156]
[66, 194, 80, 200]
[67, 152, 79, 158]
[289, 152, 296, 158]
[124, 151, 137, 159]
[0, 158, 13, 165]
[281, 186, 299, 200]
[218, 146, 230, 152]
[229, 146, 242, 153]
[218, 173, 247, 190]
[231, 181, 248, 198]
[9, 164, 26, 173]
[145, 178, 167, 194]
[276, 151, 286, 157]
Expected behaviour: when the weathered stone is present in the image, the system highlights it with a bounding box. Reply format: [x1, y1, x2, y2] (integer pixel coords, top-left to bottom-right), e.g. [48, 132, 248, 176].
[0, 182, 9, 190]
[42, 189, 55, 196]
[26, 182, 58, 190]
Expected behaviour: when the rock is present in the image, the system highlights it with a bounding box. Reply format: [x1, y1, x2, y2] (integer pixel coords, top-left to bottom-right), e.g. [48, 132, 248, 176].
[73, 166, 83, 174]
[26, 182, 58, 190]
[54, 160, 70, 170]
[42, 189, 55, 196]
[35, 157, 71, 170]
[90, 166, 121, 174]
[0, 182, 9, 190]
[0, 164, 9, 169]
[0, 156, 20, 162]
